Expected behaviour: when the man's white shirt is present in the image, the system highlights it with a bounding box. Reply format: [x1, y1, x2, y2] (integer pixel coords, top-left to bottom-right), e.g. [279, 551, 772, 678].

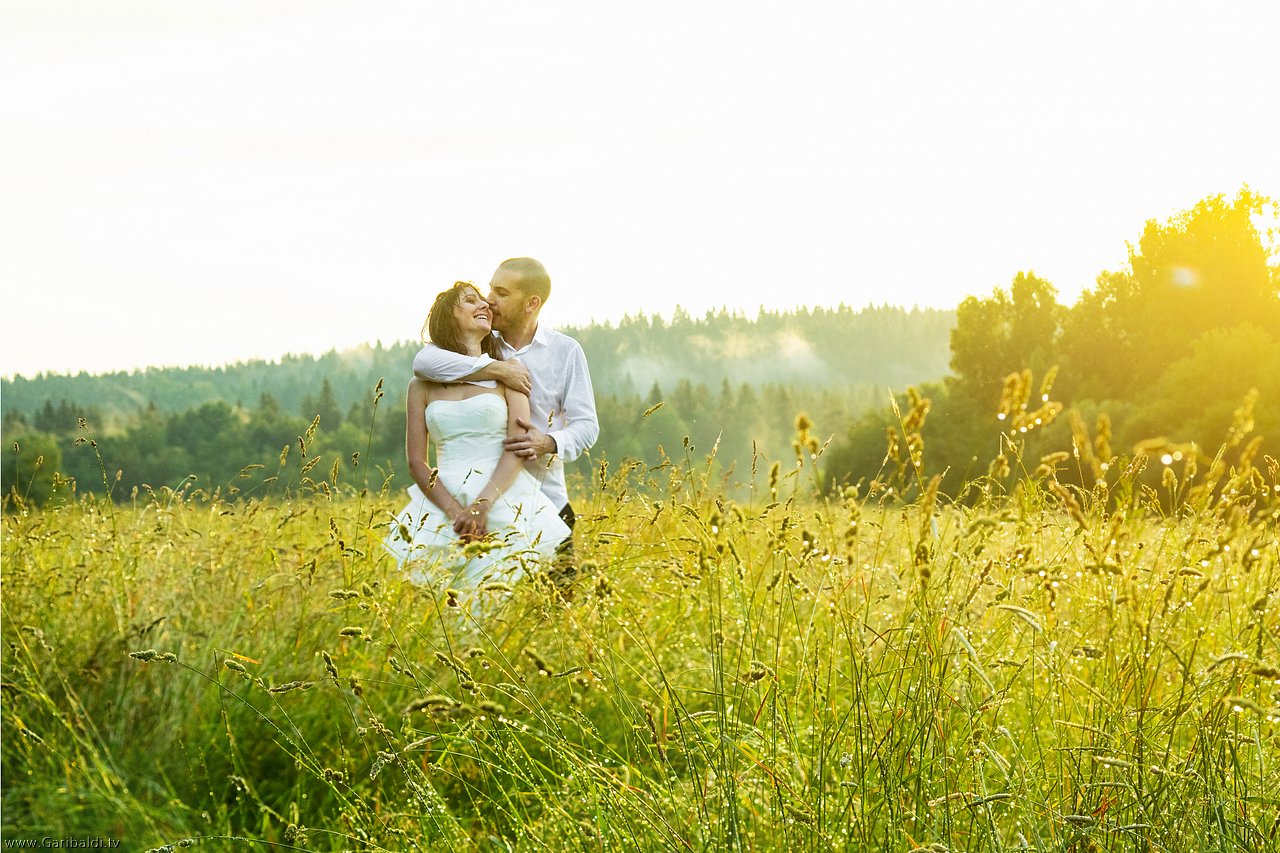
[411, 325, 599, 511]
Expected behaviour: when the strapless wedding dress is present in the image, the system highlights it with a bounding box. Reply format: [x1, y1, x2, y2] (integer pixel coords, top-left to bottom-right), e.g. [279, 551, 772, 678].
[383, 394, 570, 588]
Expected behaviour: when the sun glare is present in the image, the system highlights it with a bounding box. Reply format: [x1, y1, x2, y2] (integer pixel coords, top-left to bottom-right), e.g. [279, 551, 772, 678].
[1171, 266, 1200, 288]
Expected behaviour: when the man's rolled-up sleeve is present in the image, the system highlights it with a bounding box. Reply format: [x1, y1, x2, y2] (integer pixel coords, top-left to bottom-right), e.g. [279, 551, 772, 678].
[412, 344, 494, 383]
[547, 341, 599, 463]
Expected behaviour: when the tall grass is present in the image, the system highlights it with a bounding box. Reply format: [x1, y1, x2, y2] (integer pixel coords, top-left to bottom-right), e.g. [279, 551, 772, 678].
[2, 401, 1278, 851]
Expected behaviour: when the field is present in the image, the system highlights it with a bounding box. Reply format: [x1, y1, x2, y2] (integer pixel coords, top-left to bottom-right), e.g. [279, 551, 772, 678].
[2, 426, 1279, 852]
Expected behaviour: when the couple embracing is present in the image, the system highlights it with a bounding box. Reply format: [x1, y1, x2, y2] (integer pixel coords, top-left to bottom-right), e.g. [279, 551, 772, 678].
[383, 258, 599, 593]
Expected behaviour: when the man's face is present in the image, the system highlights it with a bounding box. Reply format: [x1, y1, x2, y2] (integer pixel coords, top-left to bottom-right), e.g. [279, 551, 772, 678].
[485, 268, 528, 333]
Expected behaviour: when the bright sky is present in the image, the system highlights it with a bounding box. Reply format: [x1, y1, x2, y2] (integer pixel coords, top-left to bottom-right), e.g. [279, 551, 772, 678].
[3, 1, 1278, 379]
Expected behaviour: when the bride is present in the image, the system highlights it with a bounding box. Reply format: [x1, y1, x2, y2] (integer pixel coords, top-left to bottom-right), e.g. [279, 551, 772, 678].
[384, 282, 570, 588]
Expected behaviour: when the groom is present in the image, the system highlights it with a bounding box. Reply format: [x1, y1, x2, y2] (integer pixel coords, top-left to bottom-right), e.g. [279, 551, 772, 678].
[413, 257, 599, 562]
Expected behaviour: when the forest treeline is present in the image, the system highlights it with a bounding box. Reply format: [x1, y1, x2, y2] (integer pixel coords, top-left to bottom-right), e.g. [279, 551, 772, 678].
[5, 188, 1277, 508]
[1, 304, 954, 504]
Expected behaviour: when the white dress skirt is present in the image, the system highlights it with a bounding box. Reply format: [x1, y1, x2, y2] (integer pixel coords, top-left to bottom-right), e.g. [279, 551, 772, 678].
[383, 394, 570, 589]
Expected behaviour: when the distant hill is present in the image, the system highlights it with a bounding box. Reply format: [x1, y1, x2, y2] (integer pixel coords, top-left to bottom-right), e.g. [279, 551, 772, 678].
[2, 304, 955, 422]
[2, 305, 955, 501]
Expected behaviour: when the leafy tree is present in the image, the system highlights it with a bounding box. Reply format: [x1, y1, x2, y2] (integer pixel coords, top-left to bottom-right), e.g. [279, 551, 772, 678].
[1126, 323, 1280, 449]
[950, 272, 1062, 404]
[832, 189, 1280, 496]
[1056, 270, 1141, 401]
[1061, 188, 1278, 399]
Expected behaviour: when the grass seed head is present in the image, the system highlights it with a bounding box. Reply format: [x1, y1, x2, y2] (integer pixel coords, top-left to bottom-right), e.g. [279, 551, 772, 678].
[129, 649, 177, 663]
[321, 651, 339, 682]
[268, 680, 314, 694]
[223, 659, 251, 679]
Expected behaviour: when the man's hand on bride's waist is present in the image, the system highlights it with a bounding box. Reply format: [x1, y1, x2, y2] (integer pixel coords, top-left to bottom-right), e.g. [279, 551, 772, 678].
[504, 417, 557, 460]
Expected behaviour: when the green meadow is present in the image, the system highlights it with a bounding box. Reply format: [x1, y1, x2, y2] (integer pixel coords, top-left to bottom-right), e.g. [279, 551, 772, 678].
[3, 405, 1277, 853]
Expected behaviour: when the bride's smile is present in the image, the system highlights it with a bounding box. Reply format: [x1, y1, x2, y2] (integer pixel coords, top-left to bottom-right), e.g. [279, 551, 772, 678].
[453, 287, 493, 339]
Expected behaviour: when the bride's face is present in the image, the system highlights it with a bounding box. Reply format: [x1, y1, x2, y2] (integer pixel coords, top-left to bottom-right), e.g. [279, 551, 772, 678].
[453, 286, 493, 337]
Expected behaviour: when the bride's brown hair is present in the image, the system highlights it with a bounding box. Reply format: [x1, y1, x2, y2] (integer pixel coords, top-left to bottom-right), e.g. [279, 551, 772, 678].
[421, 282, 501, 359]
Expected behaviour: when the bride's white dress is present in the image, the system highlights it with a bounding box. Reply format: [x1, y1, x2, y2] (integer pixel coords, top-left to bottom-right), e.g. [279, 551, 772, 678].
[383, 394, 570, 588]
